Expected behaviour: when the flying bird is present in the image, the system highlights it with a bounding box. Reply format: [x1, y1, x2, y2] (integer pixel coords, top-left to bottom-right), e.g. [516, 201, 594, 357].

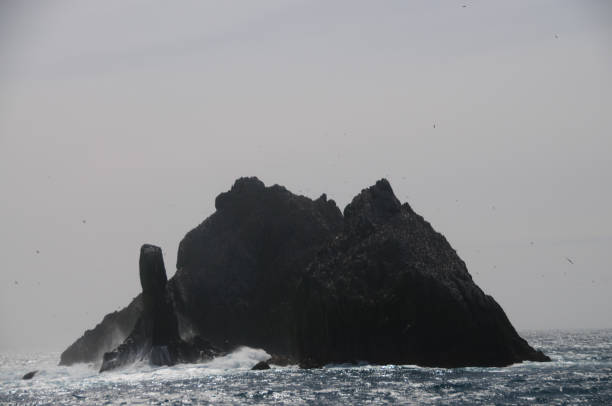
[565, 257, 574, 265]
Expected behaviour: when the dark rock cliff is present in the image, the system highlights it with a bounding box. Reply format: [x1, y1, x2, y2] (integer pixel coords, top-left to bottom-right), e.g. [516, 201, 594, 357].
[171, 177, 343, 356]
[60, 177, 549, 369]
[295, 180, 549, 367]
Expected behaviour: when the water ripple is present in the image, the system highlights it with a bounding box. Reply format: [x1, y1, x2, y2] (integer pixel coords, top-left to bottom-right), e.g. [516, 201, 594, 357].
[1, 329, 611, 405]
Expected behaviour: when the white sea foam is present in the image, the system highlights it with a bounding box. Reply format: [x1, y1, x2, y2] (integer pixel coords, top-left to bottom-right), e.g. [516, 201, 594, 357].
[201, 346, 270, 371]
[92, 346, 271, 384]
[0, 346, 271, 393]
[1, 331, 611, 405]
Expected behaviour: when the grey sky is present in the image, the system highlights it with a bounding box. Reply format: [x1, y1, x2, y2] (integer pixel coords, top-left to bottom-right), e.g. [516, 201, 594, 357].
[1, 0, 611, 351]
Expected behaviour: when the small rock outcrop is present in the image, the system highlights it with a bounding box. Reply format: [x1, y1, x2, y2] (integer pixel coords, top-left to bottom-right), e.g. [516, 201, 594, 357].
[251, 361, 271, 370]
[99, 245, 220, 372]
[22, 371, 37, 380]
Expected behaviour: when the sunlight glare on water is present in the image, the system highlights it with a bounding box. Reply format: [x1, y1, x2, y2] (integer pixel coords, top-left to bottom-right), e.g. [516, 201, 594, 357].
[1, 330, 611, 405]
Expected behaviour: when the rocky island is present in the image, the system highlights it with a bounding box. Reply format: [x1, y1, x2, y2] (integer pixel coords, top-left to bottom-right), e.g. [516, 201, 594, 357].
[60, 177, 549, 371]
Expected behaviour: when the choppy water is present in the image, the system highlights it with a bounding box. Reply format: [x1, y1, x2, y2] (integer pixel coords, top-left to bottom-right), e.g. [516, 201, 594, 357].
[1, 330, 611, 405]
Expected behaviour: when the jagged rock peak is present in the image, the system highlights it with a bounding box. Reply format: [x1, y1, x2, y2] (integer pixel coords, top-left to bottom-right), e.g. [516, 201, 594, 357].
[215, 177, 266, 210]
[343, 178, 402, 232]
[230, 176, 266, 193]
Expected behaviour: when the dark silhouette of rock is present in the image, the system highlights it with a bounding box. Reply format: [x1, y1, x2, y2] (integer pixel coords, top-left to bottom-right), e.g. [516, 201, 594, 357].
[295, 180, 550, 367]
[251, 361, 271, 370]
[62, 177, 549, 370]
[171, 177, 343, 357]
[268, 354, 296, 366]
[99, 245, 221, 372]
[59, 295, 142, 365]
[139, 244, 181, 348]
[61, 178, 341, 368]
[22, 370, 37, 380]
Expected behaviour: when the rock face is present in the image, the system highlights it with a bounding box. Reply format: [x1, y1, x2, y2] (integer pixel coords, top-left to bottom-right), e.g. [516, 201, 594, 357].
[99, 245, 220, 372]
[61, 177, 550, 370]
[59, 295, 142, 365]
[295, 180, 549, 367]
[171, 177, 343, 358]
[139, 244, 180, 348]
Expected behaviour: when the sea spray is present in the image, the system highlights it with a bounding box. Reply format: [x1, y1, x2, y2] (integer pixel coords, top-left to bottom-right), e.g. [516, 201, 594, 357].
[3, 331, 610, 405]
[202, 347, 271, 370]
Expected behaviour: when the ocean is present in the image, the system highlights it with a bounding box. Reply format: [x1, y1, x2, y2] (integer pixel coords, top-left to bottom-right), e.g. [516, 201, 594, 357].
[1, 329, 610, 405]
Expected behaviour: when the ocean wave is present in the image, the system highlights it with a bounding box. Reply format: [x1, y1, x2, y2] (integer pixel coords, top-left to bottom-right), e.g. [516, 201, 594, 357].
[2, 331, 612, 405]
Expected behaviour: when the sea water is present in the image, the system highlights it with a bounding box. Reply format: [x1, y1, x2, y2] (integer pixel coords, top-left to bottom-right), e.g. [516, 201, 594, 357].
[1, 330, 611, 405]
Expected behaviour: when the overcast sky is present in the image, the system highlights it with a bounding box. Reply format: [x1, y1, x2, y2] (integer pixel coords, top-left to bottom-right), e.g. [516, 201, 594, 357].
[1, 0, 611, 352]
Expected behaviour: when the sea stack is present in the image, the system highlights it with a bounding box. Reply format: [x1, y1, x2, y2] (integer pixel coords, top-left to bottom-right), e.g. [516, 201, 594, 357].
[99, 245, 218, 372]
[138, 244, 180, 365]
[62, 177, 550, 370]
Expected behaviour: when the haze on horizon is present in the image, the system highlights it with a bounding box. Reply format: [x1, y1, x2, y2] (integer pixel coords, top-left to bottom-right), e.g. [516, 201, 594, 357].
[0, 0, 611, 352]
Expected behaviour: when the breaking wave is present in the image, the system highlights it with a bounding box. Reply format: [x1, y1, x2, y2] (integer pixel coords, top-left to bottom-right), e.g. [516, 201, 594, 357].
[2, 331, 612, 405]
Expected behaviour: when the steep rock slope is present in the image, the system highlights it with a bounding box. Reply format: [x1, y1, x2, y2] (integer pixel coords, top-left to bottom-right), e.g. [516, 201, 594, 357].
[295, 179, 549, 367]
[59, 295, 142, 365]
[171, 177, 343, 356]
